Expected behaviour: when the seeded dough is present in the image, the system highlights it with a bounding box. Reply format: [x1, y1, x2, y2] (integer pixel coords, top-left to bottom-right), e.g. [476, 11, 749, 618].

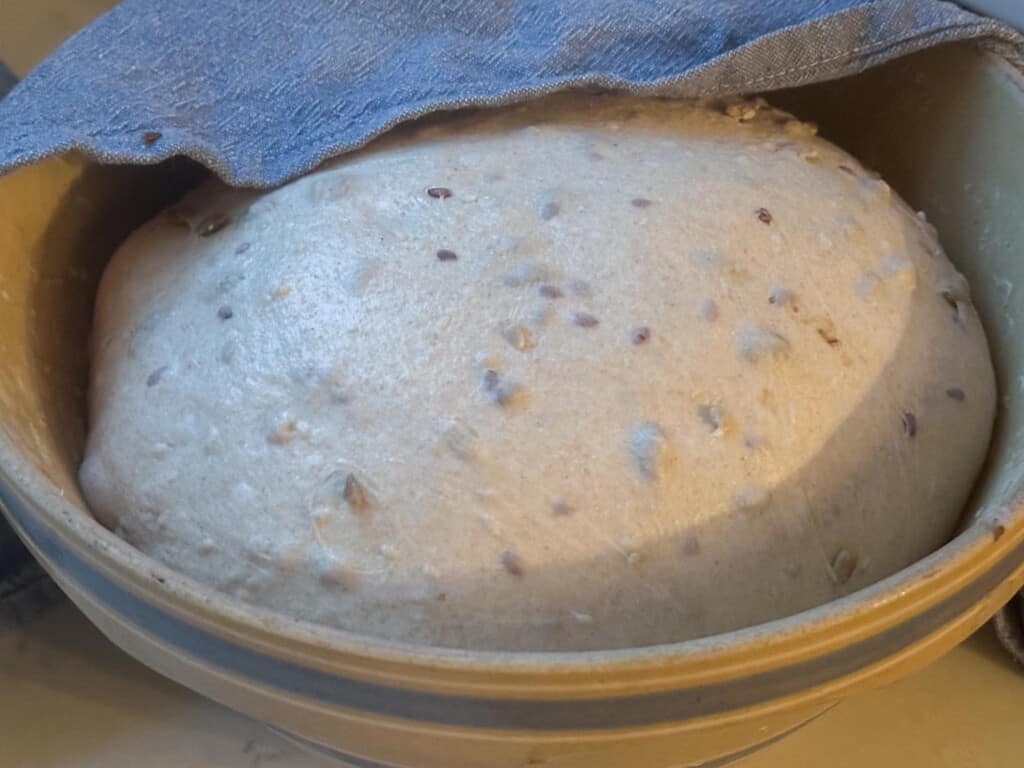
[80, 95, 996, 651]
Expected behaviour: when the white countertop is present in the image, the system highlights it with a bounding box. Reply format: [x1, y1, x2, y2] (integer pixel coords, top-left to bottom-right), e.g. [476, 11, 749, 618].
[3, 3, 1024, 766]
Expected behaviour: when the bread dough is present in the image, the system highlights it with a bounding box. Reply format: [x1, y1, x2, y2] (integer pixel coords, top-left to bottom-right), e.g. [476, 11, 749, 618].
[80, 95, 996, 651]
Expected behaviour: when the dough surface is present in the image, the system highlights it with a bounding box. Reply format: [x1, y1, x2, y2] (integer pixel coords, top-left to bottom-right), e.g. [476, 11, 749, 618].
[80, 95, 996, 651]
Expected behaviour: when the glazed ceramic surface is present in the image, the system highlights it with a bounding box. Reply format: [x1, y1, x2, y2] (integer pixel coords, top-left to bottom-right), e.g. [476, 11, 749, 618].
[1, 44, 1023, 768]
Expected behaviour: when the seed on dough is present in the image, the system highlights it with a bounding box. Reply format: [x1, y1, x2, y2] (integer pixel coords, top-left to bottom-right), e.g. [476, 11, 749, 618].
[343, 473, 370, 512]
[310, 470, 356, 520]
[481, 368, 500, 390]
[436, 249, 458, 262]
[427, 186, 453, 199]
[756, 208, 773, 225]
[480, 368, 518, 406]
[539, 284, 563, 299]
[697, 403, 725, 433]
[939, 290, 971, 327]
[629, 421, 668, 480]
[551, 499, 573, 516]
[468, 352, 497, 376]
[856, 271, 883, 299]
[736, 323, 790, 363]
[500, 548, 525, 577]
[768, 286, 793, 306]
[235, 242, 251, 254]
[861, 178, 891, 200]
[726, 103, 757, 122]
[272, 284, 291, 299]
[946, 387, 966, 402]
[732, 483, 771, 514]
[901, 411, 918, 438]
[572, 311, 599, 328]
[317, 556, 359, 589]
[631, 197, 653, 208]
[142, 130, 162, 144]
[838, 164, 856, 175]
[937, 290, 962, 311]
[197, 212, 230, 237]
[829, 549, 857, 585]
[217, 305, 234, 320]
[540, 200, 561, 221]
[146, 366, 169, 388]
[501, 323, 536, 351]
[817, 328, 840, 347]
[940, 271, 973, 298]
[699, 298, 719, 321]
[816, 321, 841, 347]
[267, 419, 298, 445]
[631, 326, 651, 345]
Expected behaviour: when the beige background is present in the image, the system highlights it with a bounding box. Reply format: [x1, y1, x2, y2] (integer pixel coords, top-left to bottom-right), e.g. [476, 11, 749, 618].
[2, 2, 1023, 766]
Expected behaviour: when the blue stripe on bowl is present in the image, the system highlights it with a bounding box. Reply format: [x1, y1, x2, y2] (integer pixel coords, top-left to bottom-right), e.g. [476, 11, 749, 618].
[0, 474, 1019, 731]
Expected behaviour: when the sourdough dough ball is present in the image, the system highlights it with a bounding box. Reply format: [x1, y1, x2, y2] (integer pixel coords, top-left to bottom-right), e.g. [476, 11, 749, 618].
[80, 95, 996, 651]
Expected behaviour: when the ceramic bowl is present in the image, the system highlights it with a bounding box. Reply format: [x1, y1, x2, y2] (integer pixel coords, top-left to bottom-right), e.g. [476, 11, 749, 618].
[1, 44, 1023, 768]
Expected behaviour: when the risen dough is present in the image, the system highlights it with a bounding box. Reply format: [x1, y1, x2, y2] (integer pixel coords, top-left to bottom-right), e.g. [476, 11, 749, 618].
[80, 95, 996, 651]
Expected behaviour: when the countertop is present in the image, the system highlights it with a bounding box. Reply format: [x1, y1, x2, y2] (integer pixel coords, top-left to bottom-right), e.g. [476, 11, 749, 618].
[3, 3, 1024, 766]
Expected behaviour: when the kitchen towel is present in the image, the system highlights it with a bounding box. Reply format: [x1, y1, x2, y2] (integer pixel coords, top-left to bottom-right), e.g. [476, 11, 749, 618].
[0, 0, 1021, 188]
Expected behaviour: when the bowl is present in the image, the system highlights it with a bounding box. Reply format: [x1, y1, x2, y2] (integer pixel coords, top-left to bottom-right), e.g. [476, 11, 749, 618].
[1, 43, 1023, 768]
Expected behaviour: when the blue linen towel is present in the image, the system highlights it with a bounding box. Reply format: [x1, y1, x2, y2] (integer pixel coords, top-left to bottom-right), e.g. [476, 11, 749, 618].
[0, 1, 1021, 188]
